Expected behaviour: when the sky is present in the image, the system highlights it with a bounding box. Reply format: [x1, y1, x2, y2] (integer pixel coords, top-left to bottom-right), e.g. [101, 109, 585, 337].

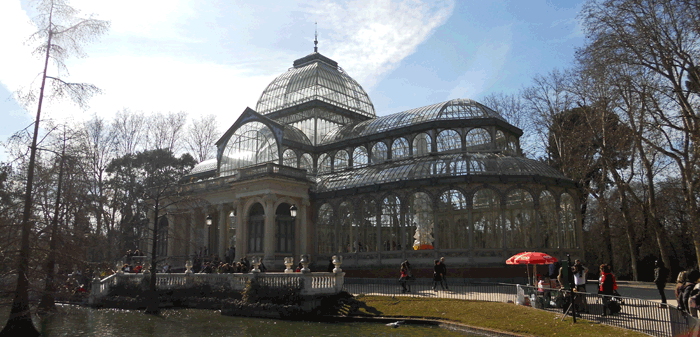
[0, 0, 586, 161]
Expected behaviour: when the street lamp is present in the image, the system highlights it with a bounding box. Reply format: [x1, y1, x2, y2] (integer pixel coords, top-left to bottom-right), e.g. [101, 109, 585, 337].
[289, 204, 298, 218]
[229, 210, 236, 230]
[206, 215, 213, 226]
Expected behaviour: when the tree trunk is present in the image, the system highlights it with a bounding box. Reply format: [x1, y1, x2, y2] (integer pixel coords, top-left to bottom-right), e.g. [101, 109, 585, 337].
[145, 199, 159, 315]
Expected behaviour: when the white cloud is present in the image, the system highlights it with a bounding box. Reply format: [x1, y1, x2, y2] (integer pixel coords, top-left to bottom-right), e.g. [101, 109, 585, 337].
[308, 0, 455, 88]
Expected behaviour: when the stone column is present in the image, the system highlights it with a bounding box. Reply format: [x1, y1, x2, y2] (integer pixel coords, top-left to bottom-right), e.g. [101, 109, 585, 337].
[146, 209, 154, 254]
[166, 211, 176, 258]
[218, 204, 227, 260]
[263, 194, 276, 262]
[235, 200, 244, 261]
[300, 198, 310, 255]
[189, 210, 196, 257]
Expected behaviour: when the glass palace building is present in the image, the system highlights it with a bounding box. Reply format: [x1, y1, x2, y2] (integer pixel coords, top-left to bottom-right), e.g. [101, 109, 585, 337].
[158, 50, 582, 269]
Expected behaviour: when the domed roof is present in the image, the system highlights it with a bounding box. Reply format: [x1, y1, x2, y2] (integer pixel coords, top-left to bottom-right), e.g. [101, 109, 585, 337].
[255, 52, 375, 118]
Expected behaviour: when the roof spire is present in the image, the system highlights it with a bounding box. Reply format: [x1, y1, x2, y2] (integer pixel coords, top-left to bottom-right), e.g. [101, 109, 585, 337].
[314, 22, 318, 53]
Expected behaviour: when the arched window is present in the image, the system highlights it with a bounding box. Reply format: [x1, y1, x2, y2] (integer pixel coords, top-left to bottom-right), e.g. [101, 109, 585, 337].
[157, 216, 169, 257]
[407, 192, 433, 250]
[334, 150, 349, 171]
[283, 149, 297, 167]
[248, 203, 265, 253]
[495, 130, 507, 150]
[472, 189, 501, 249]
[412, 133, 432, 157]
[539, 191, 557, 249]
[275, 203, 295, 253]
[300, 153, 313, 173]
[221, 122, 278, 176]
[380, 195, 401, 251]
[560, 193, 577, 249]
[465, 128, 491, 152]
[392, 138, 409, 160]
[507, 135, 518, 155]
[371, 142, 387, 165]
[505, 189, 535, 249]
[437, 190, 468, 249]
[359, 199, 377, 252]
[339, 202, 355, 253]
[318, 153, 331, 174]
[317, 204, 335, 254]
[353, 146, 368, 168]
[437, 129, 461, 153]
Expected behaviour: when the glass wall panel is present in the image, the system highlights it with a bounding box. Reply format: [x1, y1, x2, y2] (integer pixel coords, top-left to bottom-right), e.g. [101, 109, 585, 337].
[358, 200, 377, 252]
[353, 146, 368, 168]
[334, 150, 349, 171]
[412, 133, 432, 157]
[408, 192, 433, 250]
[473, 189, 502, 249]
[495, 130, 507, 150]
[560, 193, 577, 249]
[371, 142, 387, 165]
[275, 203, 294, 253]
[381, 195, 401, 251]
[248, 203, 265, 253]
[392, 138, 409, 160]
[507, 136, 518, 155]
[539, 191, 558, 249]
[300, 153, 313, 173]
[436, 190, 468, 249]
[283, 149, 297, 167]
[318, 153, 331, 174]
[505, 189, 535, 249]
[437, 129, 461, 153]
[317, 204, 334, 254]
[465, 128, 491, 152]
[221, 122, 278, 176]
[338, 202, 355, 253]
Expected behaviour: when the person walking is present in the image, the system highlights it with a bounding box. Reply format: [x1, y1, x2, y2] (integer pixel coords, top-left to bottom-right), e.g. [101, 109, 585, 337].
[433, 259, 444, 291]
[680, 270, 700, 316]
[676, 271, 688, 310]
[399, 261, 411, 293]
[439, 257, 449, 290]
[573, 260, 588, 313]
[599, 264, 617, 316]
[654, 260, 670, 307]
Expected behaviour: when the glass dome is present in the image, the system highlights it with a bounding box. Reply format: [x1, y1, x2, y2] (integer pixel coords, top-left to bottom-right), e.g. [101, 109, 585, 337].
[255, 53, 375, 118]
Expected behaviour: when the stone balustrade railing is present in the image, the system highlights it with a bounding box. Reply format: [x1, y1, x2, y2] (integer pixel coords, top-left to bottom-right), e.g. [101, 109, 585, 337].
[89, 271, 345, 305]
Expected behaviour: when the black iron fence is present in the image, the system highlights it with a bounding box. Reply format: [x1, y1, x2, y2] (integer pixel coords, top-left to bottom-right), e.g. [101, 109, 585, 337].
[343, 278, 697, 337]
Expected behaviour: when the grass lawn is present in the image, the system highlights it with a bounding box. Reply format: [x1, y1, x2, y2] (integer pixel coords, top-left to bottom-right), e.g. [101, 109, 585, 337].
[343, 295, 647, 337]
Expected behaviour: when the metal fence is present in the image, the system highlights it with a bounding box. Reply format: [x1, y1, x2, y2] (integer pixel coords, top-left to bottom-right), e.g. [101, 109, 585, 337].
[343, 278, 697, 337]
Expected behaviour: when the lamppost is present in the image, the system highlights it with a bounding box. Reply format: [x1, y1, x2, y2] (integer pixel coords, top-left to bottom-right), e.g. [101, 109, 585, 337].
[205, 215, 212, 256]
[290, 205, 298, 218]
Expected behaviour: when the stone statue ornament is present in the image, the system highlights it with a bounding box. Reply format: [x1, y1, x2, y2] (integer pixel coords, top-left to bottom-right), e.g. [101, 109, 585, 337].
[185, 260, 193, 274]
[332, 255, 343, 273]
[300, 254, 310, 273]
[251, 256, 261, 273]
[284, 257, 294, 273]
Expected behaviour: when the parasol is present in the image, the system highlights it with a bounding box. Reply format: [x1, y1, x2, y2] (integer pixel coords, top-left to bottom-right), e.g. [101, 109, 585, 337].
[506, 252, 558, 285]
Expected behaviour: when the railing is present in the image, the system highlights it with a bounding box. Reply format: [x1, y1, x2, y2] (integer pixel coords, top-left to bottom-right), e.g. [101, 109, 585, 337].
[238, 163, 307, 180]
[342, 279, 696, 337]
[89, 270, 345, 305]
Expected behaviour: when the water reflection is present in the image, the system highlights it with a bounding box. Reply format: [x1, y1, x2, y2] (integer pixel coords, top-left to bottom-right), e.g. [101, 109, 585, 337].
[3, 305, 477, 336]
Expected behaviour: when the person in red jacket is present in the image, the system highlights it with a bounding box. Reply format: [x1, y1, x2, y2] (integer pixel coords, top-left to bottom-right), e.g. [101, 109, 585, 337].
[599, 264, 617, 315]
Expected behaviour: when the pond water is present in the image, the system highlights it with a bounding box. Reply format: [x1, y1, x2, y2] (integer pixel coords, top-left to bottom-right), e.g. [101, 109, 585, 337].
[7, 305, 479, 336]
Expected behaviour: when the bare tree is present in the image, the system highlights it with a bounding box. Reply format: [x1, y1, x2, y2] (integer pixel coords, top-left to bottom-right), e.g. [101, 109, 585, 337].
[481, 92, 533, 156]
[1, 0, 108, 334]
[185, 114, 219, 162]
[146, 111, 188, 153]
[112, 108, 146, 157]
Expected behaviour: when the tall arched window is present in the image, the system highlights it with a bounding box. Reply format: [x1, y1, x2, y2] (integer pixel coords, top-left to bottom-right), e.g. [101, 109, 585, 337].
[437, 129, 461, 153]
[339, 202, 355, 253]
[300, 153, 313, 173]
[539, 191, 557, 249]
[505, 189, 535, 249]
[334, 150, 349, 171]
[495, 130, 507, 150]
[283, 149, 297, 167]
[381, 195, 401, 251]
[465, 128, 491, 152]
[275, 203, 294, 253]
[472, 189, 501, 249]
[392, 138, 409, 160]
[560, 192, 577, 249]
[407, 192, 433, 250]
[157, 216, 169, 257]
[437, 190, 468, 249]
[317, 204, 335, 254]
[371, 142, 387, 165]
[248, 203, 265, 253]
[412, 133, 432, 157]
[221, 122, 278, 176]
[318, 153, 331, 173]
[359, 199, 378, 252]
[353, 146, 368, 168]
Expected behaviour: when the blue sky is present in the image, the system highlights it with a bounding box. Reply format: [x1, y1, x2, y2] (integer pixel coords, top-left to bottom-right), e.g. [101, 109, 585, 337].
[0, 0, 585, 160]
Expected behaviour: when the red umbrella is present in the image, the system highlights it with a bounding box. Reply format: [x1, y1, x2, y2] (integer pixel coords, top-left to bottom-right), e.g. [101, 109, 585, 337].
[506, 252, 558, 285]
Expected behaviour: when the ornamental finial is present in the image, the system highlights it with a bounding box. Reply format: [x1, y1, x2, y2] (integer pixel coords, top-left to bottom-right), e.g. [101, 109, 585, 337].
[314, 22, 318, 53]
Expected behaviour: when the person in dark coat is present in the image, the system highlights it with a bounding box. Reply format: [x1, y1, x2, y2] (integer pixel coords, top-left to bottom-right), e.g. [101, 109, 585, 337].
[439, 257, 449, 290]
[680, 270, 700, 314]
[654, 260, 670, 306]
[432, 259, 444, 291]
